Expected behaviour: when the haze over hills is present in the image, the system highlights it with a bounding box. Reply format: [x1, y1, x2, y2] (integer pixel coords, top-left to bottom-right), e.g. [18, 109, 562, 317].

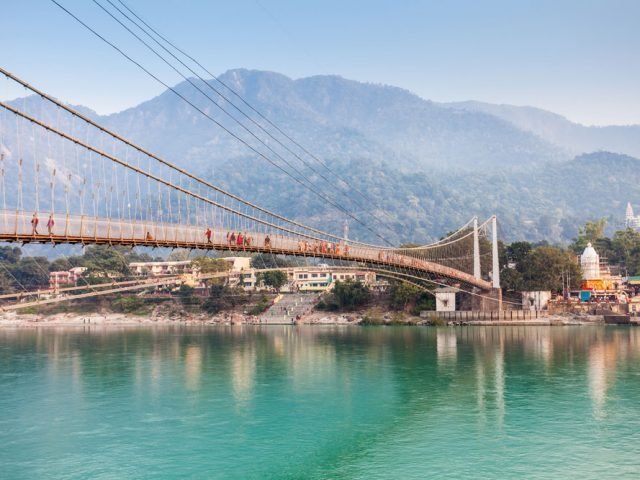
[444, 100, 640, 158]
[2, 69, 640, 244]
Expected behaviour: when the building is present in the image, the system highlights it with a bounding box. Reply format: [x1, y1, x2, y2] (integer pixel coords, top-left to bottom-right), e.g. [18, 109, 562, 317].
[129, 260, 193, 277]
[626, 202, 640, 229]
[579, 243, 623, 291]
[232, 266, 377, 292]
[435, 288, 457, 312]
[581, 243, 600, 281]
[522, 291, 551, 311]
[220, 257, 251, 272]
[49, 267, 87, 289]
[291, 267, 375, 292]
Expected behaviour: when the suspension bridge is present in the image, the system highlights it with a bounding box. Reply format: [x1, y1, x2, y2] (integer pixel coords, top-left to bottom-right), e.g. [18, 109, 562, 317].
[0, 66, 502, 310]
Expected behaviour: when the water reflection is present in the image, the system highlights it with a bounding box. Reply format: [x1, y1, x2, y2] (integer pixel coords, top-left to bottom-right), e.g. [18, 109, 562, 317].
[184, 345, 202, 391]
[1, 326, 640, 424]
[436, 330, 457, 365]
[231, 345, 256, 410]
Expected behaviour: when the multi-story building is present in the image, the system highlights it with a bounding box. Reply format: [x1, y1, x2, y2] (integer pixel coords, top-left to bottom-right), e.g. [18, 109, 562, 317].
[48, 267, 87, 289]
[129, 260, 193, 277]
[235, 266, 377, 292]
[129, 257, 251, 279]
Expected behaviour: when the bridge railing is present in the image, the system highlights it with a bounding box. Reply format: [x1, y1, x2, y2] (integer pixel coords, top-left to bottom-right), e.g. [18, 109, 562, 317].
[0, 210, 490, 289]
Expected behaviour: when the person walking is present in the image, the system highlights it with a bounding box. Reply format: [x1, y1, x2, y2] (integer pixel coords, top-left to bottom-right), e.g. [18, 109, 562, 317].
[31, 213, 39, 235]
[205, 227, 212, 244]
[46, 214, 55, 235]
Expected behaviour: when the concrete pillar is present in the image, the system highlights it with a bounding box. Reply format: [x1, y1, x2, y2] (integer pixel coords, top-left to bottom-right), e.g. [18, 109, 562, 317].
[492, 215, 500, 289]
[473, 217, 481, 280]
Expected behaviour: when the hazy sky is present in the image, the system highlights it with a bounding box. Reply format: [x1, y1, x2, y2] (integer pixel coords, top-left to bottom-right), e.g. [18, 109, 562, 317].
[2, 0, 639, 125]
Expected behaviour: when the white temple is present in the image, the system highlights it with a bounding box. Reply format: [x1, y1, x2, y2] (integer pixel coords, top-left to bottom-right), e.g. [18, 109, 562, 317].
[580, 242, 600, 280]
[625, 203, 640, 229]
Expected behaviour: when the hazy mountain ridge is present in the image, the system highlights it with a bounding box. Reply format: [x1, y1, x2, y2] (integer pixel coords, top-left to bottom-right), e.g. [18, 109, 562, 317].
[444, 100, 640, 158]
[100, 69, 568, 173]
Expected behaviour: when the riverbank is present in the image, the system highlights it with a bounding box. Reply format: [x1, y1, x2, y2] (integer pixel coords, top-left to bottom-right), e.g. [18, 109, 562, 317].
[0, 310, 608, 327]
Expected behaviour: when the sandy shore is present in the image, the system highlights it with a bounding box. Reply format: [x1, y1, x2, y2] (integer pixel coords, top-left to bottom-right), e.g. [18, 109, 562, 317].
[0, 311, 261, 327]
[0, 310, 606, 327]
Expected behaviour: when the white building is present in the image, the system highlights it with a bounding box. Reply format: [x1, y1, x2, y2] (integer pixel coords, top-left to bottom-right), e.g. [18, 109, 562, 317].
[522, 291, 551, 311]
[233, 266, 376, 292]
[129, 260, 193, 277]
[626, 203, 640, 229]
[220, 257, 251, 272]
[435, 288, 457, 312]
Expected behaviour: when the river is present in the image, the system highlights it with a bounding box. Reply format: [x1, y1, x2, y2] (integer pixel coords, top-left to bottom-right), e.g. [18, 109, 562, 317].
[1, 326, 639, 479]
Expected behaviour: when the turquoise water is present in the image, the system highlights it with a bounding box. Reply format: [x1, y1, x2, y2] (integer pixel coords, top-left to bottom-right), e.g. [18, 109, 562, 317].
[1, 326, 639, 479]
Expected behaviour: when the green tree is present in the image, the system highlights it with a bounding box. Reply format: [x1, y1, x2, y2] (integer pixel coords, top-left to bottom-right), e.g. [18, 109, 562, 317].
[201, 282, 244, 314]
[506, 241, 532, 266]
[9, 257, 50, 290]
[192, 256, 231, 274]
[318, 280, 371, 311]
[82, 245, 130, 278]
[570, 219, 608, 254]
[0, 270, 15, 294]
[520, 246, 581, 292]
[388, 281, 434, 314]
[49, 257, 72, 272]
[500, 267, 524, 292]
[610, 228, 640, 274]
[257, 270, 288, 292]
[176, 284, 199, 307]
[390, 282, 421, 312]
[0, 246, 21, 264]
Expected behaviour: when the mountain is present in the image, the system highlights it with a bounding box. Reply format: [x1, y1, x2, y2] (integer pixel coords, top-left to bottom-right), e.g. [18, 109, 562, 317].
[100, 70, 568, 173]
[444, 151, 640, 242]
[1, 69, 639, 244]
[444, 101, 640, 158]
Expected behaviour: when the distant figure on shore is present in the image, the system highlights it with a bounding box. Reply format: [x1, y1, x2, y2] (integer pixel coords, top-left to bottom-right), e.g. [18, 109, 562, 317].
[46, 214, 55, 235]
[31, 213, 39, 235]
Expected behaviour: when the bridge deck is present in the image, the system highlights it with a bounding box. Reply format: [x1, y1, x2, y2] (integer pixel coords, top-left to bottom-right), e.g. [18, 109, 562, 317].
[0, 211, 492, 290]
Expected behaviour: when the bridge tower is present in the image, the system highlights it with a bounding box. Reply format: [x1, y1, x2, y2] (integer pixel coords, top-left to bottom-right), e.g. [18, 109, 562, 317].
[473, 217, 481, 280]
[491, 215, 500, 289]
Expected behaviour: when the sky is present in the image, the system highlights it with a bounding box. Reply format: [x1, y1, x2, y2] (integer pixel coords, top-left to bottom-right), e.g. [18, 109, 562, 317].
[2, 0, 639, 126]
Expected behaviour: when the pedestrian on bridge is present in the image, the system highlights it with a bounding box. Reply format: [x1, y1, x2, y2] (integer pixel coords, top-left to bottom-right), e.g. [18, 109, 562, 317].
[205, 227, 212, 244]
[31, 213, 39, 235]
[46, 214, 55, 235]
